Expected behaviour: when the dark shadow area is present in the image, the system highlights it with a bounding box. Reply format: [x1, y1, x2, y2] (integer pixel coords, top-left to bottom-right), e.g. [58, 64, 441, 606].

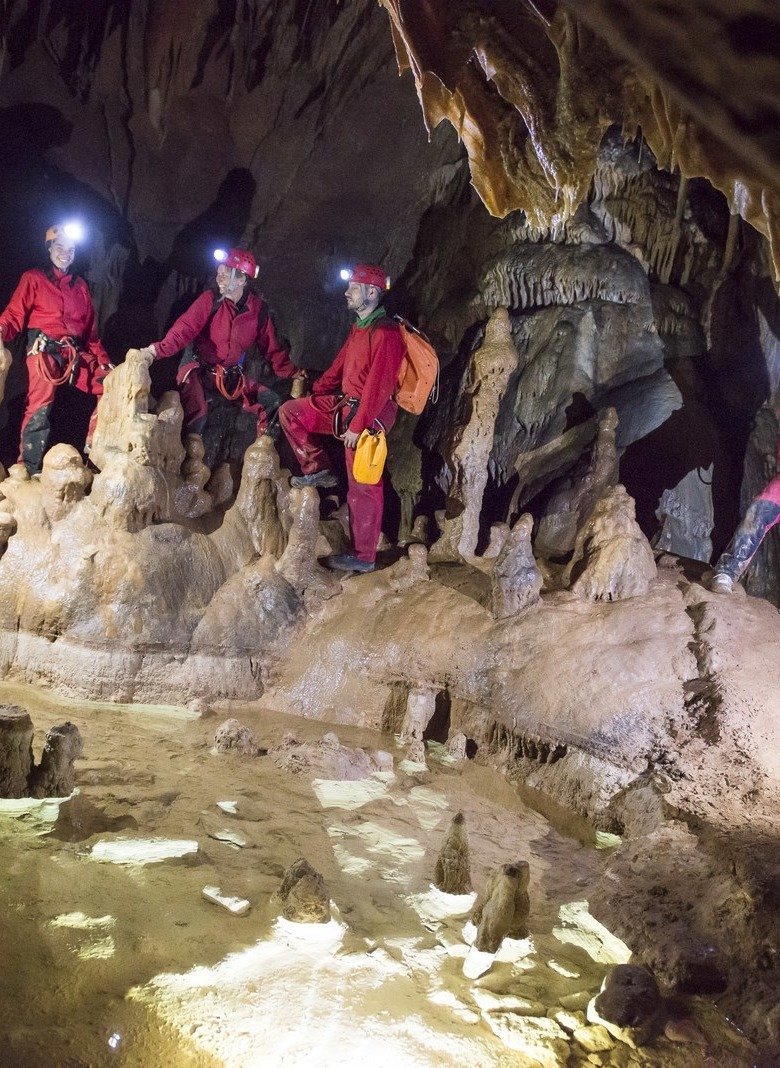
[423, 689, 451, 744]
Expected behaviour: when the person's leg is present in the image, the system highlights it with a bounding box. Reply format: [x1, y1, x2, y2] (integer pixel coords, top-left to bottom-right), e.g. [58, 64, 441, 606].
[338, 399, 398, 567]
[19, 354, 58, 473]
[278, 396, 337, 475]
[245, 383, 282, 440]
[712, 490, 780, 590]
[345, 447, 384, 564]
[177, 360, 208, 434]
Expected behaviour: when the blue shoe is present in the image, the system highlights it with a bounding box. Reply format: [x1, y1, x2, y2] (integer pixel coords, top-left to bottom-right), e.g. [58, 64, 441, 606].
[290, 469, 337, 489]
[325, 554, 375, 574]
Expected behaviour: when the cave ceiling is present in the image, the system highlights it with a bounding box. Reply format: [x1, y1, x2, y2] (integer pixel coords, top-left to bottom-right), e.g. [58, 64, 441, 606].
[379, 0, 780, 284]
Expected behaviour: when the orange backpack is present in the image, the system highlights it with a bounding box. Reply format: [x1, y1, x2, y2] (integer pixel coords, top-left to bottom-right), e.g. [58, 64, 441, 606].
[393, 316, 440, 415]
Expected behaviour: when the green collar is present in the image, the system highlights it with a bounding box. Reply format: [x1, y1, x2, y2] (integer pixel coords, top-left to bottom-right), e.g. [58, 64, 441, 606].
[355, 306, 386, 329]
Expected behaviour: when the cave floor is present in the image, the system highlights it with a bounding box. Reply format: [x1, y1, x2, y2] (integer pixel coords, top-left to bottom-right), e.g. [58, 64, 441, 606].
[0, 682, 753, 1068]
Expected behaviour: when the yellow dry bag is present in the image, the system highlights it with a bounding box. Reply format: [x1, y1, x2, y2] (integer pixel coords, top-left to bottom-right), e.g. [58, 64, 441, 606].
[353, 427, 387, 485]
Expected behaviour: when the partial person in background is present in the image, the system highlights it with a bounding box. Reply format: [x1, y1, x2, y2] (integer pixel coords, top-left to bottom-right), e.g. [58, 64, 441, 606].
[710, 399, 780, 594]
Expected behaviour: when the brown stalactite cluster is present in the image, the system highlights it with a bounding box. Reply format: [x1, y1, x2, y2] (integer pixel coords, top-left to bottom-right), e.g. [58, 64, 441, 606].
[378, 0, 780, 284]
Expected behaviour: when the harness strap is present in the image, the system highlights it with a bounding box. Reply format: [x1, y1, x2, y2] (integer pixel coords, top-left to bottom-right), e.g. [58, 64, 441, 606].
[333, 395, 360, 438]
[213, 363, 245, 400]
[31, 333, 78, 386]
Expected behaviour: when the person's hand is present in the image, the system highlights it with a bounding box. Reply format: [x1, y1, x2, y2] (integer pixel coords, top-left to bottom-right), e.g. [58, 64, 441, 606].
[138, 345, 155, 366]
[343, 428, 360, 449]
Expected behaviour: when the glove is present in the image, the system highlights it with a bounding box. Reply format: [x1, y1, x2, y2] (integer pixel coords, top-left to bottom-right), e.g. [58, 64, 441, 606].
[138, 345, 156, 366]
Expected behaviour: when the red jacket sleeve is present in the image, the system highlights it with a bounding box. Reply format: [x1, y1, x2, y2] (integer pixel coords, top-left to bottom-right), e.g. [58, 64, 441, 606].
[312, 345, 346, 397]
[350, 324, 406, 434]
[154, 292, 214, 359]
[257, 304, 295, 378]
[81, 295, 110, 365]
[0, 272, 37, 342]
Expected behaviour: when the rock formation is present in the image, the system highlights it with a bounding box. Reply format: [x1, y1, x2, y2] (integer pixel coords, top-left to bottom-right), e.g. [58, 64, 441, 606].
[274, 858, 330, 924]
[593, 964, 663, 1037]
[28, 721, 83, 798]
[470, 861, 531, 953]
[213, 719, 262, 758]
[0, 705, 34, 798]
[567, 485, 658, 601]
[399, 686, 437, 746]
[430, 308, 518, 561]
[433, 812, 471, 895]
[491, 513, 542, 619]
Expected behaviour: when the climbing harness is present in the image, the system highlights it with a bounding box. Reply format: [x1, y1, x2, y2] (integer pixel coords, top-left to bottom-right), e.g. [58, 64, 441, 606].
[30, 332, 79, 386]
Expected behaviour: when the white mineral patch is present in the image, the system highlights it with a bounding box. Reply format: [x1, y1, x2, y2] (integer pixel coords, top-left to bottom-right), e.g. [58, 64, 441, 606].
[553, 901, 631, 965]
[330, 843, 373, 876]
[326, 821, 424, 863]
[202, 886, 251, 916]
[311, 777, 389, 809]
[77, 936, 116, 961]
[481, 1012, 570, 1065]
[406, 886, 476, 926]
[89, 838, 199, 865]
[208, 829, 248, 848]
[463, 945, 496, 979]
[398, 759, 428, 774]
[216, 800, 238, 814]
[408, 786, 448, 809]
[427, 989, 480, 1024]
[594, 830, 622, 849]
[495, 934, 535, 965]
[548, 958, 580, 979]
[0, 790, 76, 824]
[131, 914, 501, 1068]
[472, 988, 545, 1015]
[49, 912, 115, 931]
[407, 786, 448, 830]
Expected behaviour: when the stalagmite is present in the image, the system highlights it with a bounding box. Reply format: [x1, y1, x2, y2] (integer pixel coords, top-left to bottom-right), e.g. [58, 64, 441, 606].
[40, 445, 93, 524]
[0, 706, 34, 798]
[213, 719, 262, 757]
[470, 861, 531, 953]
[399, 685, 437, 745]
[483, 522, 510, 559]
[174, 433, 213, 519]
[430, 308, 518, 561]
[408, 543, 430, 583]
[28, 722, 83, 798]
[568, 485, 657, 601]
[491, 514, 542, 619]
[433, 812, 472, 894]
[277, 485, 339, 600]
[274, 858, 330, 923]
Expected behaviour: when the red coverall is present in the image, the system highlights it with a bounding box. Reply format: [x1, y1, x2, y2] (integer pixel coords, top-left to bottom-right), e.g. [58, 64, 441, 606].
[714, 436, 780, 582]
[152, 288, 294, 437]
[0, 267, 111, 472]
[279, 309, 406, 563]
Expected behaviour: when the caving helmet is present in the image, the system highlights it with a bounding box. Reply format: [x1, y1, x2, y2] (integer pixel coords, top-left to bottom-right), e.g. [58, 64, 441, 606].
[340, 263, 390, 290]
[45, 220, 85, 245]
[213, 247, 260, 279]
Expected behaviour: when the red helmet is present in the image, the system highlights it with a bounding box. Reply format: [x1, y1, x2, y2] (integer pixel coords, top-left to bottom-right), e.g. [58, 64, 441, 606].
[213, 247, 259, 279]
[348, 263, 390, 290]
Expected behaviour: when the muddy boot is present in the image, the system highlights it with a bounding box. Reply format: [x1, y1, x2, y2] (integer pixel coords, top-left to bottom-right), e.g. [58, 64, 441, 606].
[20, 404, 53, 475]
[711, 499, 780, 591]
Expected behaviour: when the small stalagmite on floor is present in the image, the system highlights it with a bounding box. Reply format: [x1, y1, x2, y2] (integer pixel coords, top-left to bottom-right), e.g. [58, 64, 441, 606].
[213, 718, 263, 757]
[274, 858, 331, 923]
[28, 721, 83, 798]
[491, 513, 542, 618]
[470, 860, 531, 953]
[0, 705, 34, 798]
[433, 811, 472, 894]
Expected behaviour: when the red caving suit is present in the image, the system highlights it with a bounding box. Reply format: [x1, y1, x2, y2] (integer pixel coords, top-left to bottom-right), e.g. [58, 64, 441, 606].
[152, 288, 295, 438]
[0, 267, 111, 472]
[279, 306, 406, 564]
